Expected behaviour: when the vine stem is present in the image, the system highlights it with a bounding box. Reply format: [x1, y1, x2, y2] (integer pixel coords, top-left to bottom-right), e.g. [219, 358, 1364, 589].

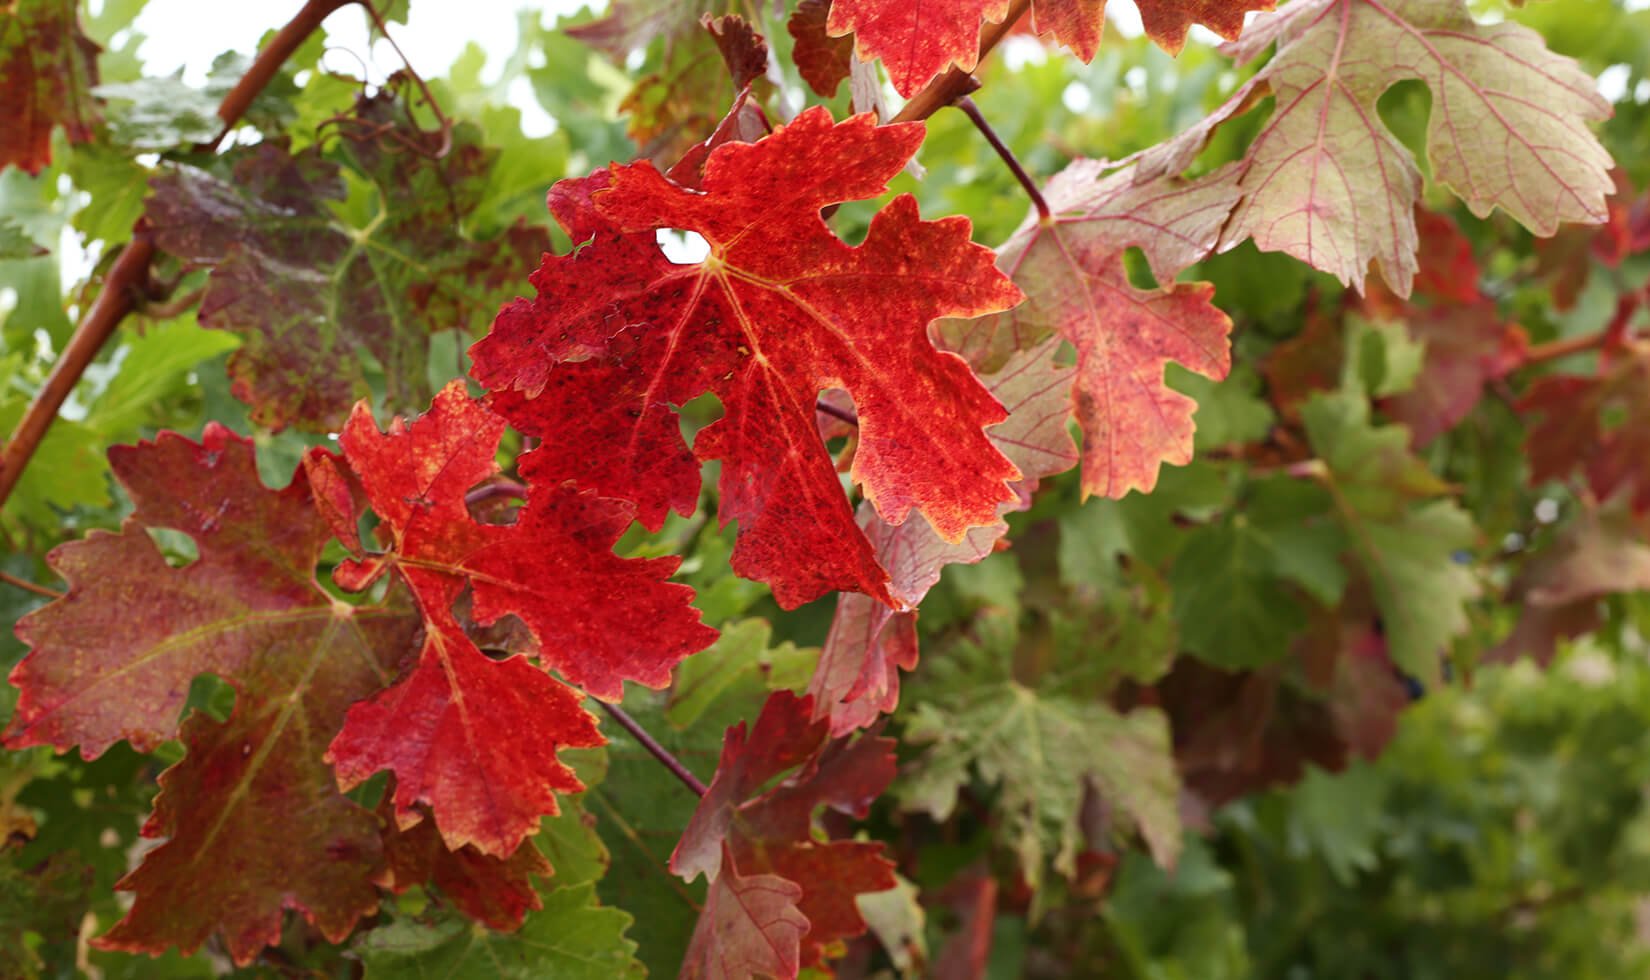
[0, 0, 359, 515]
[815, 399, 860, 427]
[210, 0, 357, 151]
[1520, 287, 1646, 367]
[1520, 330, 1613, 366]
[0, 230, 157, 509]
[953, 96, 1049, 220]
[598, 700, 708, 797]
[0, 570, 62, 599]
[890, 0, 1032, 124]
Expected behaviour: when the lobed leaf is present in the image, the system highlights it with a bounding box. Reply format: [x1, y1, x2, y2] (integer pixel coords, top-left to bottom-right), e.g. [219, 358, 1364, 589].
[146, 86, 550, 431]
[1133, 0, 1614, 296]
[0, 0, 99, 175]
[6, 426, 421, 965]
[327, 381, 714, 857]
[474, 108, 1024, 608]
[671, 691, 897, 968]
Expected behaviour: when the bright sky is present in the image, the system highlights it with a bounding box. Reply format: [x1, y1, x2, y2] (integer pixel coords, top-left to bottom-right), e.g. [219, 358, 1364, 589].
[98, 1, 1650, 135]
[128, 0, 594, 84]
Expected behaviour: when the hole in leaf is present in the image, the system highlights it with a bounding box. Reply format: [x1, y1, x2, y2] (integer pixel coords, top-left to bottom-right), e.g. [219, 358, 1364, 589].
[676, 390, 725, 446]
[146, 527, 200, 568]
[656, 228, 710, 265]
[465, 476, 526, 526]
[184, 673, 237, 723]
[1121, 247, 1159, 290]
[816, 388, 859, 458]
[1376, 79, 1432, 165]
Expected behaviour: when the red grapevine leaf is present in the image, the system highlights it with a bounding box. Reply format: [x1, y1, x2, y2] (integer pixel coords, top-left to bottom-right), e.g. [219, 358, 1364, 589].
[976, 162, 1235, 499]
[1158, 661, 1347, 807]
[328, 616, 600, 859]
[378, 799, 554, 931]
[823, 0, 1270, 97]
[1489, 507, 1650, 667]
[1521, 344, 1650, 516]
[146, 85, 550, 431]
[672, 691, 897, 968]
[5, 426, 421, 965]
[1032, 0, 1274, 61]
[1379, 303, 1524, 447]
[812, 337, 1077, 734]
[665, 87, 771, 190]
[789, 0, 855, 98]
[682, 851, 809, 980]
[706, 13, 768, 90]
[826, 0, 1009, 98]
[474, 109, 1024, 608]
[1133, 0, 1614, 296]
[328, 382, 712, 856]
[0, 0, 99, 175]
[94, 705, 388, 964]
[1127, 0, 1273, 52]
[334, 381, 717, 699]
[1362, 210, 1526, 445]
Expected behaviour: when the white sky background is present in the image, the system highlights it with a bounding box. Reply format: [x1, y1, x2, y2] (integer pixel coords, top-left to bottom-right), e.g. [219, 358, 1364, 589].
[122, 1, 1155, 121]
[124, 0, 596, 135]
[118, 1, 1650, 113]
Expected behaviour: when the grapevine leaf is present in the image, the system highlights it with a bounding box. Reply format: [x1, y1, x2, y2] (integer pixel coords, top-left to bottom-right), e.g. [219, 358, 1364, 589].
[328, 382, 712, 857]
[357, 882, 643, 979]
[333, 381, 716, 700]
[824, 0, 1271, 97]
[903, 612, 1183, 895]
[681, 855, 808, 980]
[146, 85, 551, 430]
[671, 691, 897, 967]
[1133, 0, 1614, 296]
[5, 426, 422, 965]
[826, 0, 1009, 97]
[811, 336, 1076, 734]
[1157, 660, 1348, 805]
[1171, 520, 1310, 669]
[1521, 343, 1650, 515]
[1361, 210, 1526, 445]
[1302, 391, 1480, 684]
[1491, 506, 1650, 667]
[378, 799, 554, 931]
[1169, 476, 1346, 669]
[789, 0, 854, 98]
[474, 109, 1024, 608]
[566, 0, 730, 61]
[0, 217, 46, 259]
[667, 619, 818, 730]
[1032, 0, 1275, 61]
[963, 161, 1236, 499]
[0, 0, 99, 175]
[620, 14, 770, 167]
[902, 675, 1181, 896]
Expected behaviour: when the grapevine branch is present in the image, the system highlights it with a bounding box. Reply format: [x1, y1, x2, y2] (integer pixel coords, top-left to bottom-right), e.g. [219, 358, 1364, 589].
[815, 399, 860, 427]
[0, 0, 358, 514]
[1520, 286, 1646, 366]
[954, 96, 1050, 220]
[0, 230, 157, 509]
[1521, 330, 1614, 366]
[0, 569, 62, 599]
[598, 700, 708, 797]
